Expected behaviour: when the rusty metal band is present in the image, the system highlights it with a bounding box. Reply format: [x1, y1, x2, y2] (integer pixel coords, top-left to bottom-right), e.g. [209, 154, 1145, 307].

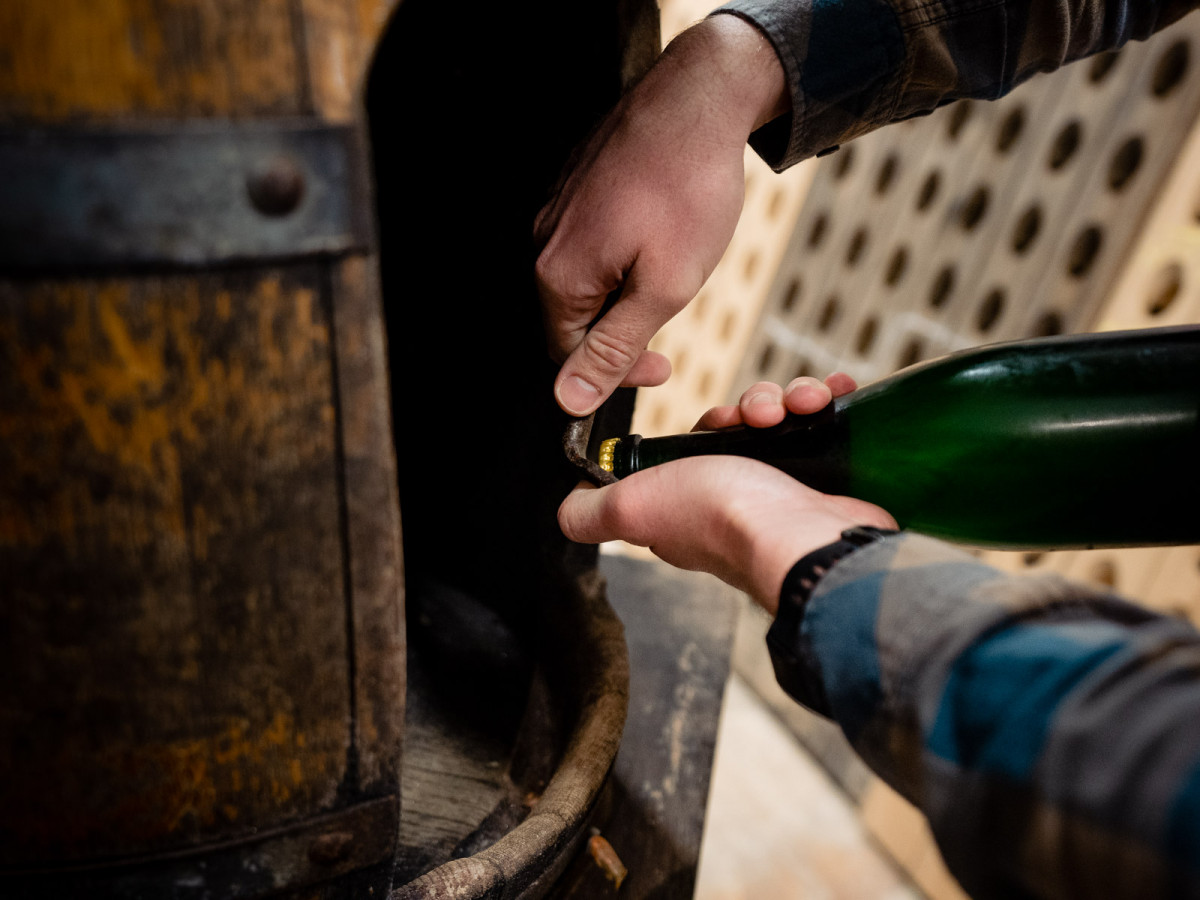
[0, 794, 398, 899]
[0, 120, 374, 270]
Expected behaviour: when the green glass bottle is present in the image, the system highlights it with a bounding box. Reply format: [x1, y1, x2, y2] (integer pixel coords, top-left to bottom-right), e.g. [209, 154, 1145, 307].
[598, 326, 1200, 549]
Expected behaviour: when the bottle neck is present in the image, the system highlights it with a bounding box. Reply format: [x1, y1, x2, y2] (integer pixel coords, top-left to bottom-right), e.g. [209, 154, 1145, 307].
[610, 404, 850, 492]
[610, 434, 641, 478]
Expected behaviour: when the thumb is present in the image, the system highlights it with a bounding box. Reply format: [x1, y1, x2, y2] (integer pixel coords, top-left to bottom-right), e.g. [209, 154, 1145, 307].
[553, 283, 684, 416]
[557, 481, 611, 545]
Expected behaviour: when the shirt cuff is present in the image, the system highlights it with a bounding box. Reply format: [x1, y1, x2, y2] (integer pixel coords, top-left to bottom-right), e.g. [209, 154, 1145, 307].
[767, 526, 897, 715]
[710, 0, 906, 170]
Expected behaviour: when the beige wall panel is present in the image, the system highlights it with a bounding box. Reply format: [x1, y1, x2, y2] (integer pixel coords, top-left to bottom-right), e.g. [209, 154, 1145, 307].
[1144, 546, 1200, 623]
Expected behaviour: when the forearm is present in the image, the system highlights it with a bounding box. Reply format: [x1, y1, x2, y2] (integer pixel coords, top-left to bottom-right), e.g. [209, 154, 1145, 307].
[779, 532, 1200, 897]
[715, 0, 1200, 169]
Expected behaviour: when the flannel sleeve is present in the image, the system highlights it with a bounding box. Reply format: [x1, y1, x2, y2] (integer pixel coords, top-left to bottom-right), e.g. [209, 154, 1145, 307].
[713, 0, 1200, 169]
[779, 531, 1200, 899]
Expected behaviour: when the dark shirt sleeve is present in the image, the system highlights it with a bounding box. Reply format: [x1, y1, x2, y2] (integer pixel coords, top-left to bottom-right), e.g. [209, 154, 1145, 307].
[714, 0, 1200, 169]
[774, 531, 1200, 899]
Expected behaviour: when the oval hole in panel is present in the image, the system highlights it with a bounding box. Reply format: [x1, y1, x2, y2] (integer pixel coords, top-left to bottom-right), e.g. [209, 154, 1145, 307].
[1048, 121, 1083, 170]
[1146, 262, 1183, 317]
[1152, 41, 1190, 98]
[1067, 226, 1103, 278]
[1011, 206, 1042, 254]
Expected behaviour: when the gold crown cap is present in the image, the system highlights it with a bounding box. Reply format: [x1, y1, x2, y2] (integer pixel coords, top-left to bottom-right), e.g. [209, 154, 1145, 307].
[598, 437, 619, 472]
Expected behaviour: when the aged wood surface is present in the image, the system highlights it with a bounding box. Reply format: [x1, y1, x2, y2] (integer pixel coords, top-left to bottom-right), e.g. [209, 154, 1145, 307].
[553, 556, 739, 900]
[0, 0, 303, 121]
[0, 270, 351, 862]
[0, 0, 395, 123]
[331, 257, 406, 797]
[0, 0, 402, 888]
[392, 576, 537, 879]
[300, 0, 398, 121]
[696, 677, 921, 900]
[391, 568, 630, 898]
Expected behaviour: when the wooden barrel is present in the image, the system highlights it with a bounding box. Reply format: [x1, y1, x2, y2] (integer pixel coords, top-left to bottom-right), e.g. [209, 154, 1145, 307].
[0, 0, 661, 896]
[0, 2, 406, 896]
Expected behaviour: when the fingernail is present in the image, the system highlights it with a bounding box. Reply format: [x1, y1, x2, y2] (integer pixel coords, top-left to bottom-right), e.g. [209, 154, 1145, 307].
[746, 392, 773, 407]
[557, 375, 601, 415]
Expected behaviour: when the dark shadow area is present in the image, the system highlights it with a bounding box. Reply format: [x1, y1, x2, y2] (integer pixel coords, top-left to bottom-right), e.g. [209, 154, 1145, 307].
[365, 0, 640, 886]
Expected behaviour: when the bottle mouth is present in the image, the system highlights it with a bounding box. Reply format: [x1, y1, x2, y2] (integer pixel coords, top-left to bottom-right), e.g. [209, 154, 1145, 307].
[597, 438, 619, 473]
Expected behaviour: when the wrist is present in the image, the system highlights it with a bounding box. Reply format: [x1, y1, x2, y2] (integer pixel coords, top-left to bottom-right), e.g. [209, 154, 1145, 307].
[747, 502, 897, 615]
[661, 14, 789, 139]
[748, 520, 857, 614]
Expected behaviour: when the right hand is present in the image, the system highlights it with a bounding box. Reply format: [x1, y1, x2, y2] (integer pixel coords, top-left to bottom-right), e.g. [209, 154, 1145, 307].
[691, 373, 860, 430]
[534, 14, 788, 416]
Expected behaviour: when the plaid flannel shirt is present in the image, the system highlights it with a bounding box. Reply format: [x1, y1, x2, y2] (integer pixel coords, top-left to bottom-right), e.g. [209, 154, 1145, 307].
[778, 532, 1200, 898]
[717, 0, 1200, 169]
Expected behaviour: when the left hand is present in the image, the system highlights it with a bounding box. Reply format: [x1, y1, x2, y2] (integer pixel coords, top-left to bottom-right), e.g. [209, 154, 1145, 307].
[559, 374, 896, 613]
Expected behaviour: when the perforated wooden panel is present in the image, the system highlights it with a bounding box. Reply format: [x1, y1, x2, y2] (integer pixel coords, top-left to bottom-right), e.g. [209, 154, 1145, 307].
[727, 18, 1200, 622]
[737, 19, 1200, 391]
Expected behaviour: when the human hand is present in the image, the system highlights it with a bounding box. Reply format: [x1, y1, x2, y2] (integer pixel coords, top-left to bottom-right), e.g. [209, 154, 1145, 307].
[559, 374, 896, 613]
[560, 457, 894, 614]
[691, 373, 859, 431]
[534, 14, 788, 416]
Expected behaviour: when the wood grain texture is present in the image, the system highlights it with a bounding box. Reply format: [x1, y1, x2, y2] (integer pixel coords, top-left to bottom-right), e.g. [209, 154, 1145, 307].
[391, 567, 630, 899]
[697, 678, 921, 900]
[300, 0, 398, 121]
[0, 0, 395, 123]
[0, 0, 403, 884]
[330, 257, 406, 796]
[551, 556, 738, 900]
[0, 270, 351, 862]
[0, 0, 302, 121]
